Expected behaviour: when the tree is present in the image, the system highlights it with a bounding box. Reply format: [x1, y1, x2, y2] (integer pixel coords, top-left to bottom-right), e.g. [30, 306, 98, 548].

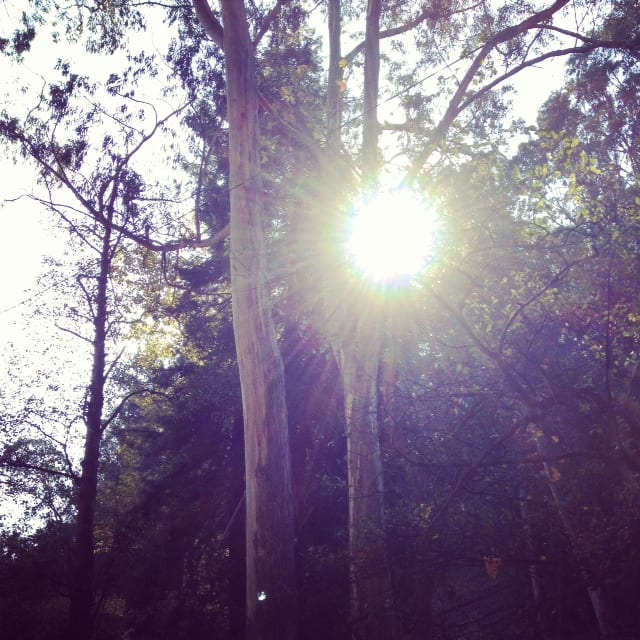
[0, 42, 189, 637]
[150, 2, 640, 634]
[192, 2, 298, 638]
[303, 1, 639, 636]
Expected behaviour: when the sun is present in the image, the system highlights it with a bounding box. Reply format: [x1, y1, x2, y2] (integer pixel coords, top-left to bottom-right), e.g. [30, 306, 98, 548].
[346, 188, 440, 284]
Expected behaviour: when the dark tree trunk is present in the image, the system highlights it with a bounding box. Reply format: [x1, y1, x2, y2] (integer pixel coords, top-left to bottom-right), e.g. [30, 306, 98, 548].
[68, 222, 112, 640]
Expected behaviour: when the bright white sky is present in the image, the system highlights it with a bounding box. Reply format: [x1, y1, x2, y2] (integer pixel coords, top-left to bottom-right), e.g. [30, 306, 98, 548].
[0, 2, 174, 352]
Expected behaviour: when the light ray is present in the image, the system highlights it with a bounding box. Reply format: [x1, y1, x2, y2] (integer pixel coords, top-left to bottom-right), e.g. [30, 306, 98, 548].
[346, 188, 440, 285]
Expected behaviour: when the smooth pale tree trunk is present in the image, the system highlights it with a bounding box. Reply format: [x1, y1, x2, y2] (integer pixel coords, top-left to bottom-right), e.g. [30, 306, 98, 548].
[341, 2, 395, 637]
[68, 222, 112, 640]
[336, 315, 395, 640]
[323, 0, 396, 635]
[219, 1, 298, 638]
[326, 0, 343, 152]
[361, 0, 381, 181]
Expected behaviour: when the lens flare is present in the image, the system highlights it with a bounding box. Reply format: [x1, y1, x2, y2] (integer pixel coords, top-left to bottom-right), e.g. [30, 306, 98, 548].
[346, 189, 440, 284]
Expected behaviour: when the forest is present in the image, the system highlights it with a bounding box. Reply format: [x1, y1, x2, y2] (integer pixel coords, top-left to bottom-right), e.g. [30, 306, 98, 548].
[1, 1, 639, 639]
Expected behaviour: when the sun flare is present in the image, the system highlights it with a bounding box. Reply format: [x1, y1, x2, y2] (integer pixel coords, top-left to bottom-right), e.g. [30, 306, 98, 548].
[346, 189, 440, 284]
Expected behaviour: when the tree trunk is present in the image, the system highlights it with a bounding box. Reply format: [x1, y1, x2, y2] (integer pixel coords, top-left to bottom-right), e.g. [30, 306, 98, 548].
[519, 485, 549, 640]
[532, 431, 614, 639]
[339, 2, 395, 637]
[68, 223, 111, 640]
[362, 0, 381, 181]
[220, 1, 298, 639]
[337, 316, 395, 640]
[326, 0, 343, 152]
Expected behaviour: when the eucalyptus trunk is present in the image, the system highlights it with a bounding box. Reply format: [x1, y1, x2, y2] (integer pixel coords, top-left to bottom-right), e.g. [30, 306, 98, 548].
[337, 315, 395, 640]
[361, 0, 381, 181]
[339, 1, 396, 637]
[326, 0, 343, 152]
[220, 1, 298, 638]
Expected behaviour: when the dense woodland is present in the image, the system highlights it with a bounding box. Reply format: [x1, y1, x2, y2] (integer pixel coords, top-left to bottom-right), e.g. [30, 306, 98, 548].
[1, 1, 640, 639]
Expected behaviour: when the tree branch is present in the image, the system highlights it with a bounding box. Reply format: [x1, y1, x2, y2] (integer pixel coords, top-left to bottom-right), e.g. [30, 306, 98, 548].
[253, 0, 286, 48]
[55, 323, 92, 344]
[344, 0, 484, 65]
[192, 0, 224, 47]
[405, 0, 572, 182]
[458, 38, 640, 116]
[0, 449, 77, 482]
[101, 388, 168, 433]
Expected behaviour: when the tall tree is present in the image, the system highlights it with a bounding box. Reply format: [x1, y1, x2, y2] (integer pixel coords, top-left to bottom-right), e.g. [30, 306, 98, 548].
[192, 2, 298, 638]
[4, 2, 640, 639]
[0, 43, 188, 636]
[334, 1, 397, 637]
[325, 3, 640, 636]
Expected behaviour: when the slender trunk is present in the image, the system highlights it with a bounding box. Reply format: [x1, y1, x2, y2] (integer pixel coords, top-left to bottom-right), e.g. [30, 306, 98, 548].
[338, 317, 394, 640]
[519, 485, 549, 640]
[229, 415, 247, 640]
[220, 2, 297, 638]
[532, 432, 613, 639]
[362, 0, 381, 181]
[326, 0, 343, 151]
[68, 223, 111, 640]
[340, 2, 395, 637]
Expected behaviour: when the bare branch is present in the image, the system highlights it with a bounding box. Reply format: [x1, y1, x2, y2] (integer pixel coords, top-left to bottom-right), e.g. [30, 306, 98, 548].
[103, 346, 126, 384]
[497, 259, 578, 357]
[55, 323, 92, 344]
[457, 39, 640, 116]
[344, 0, 484, 64]
[2, 459, 76, 481]
[101, 388, 169, 433]
[405, 0, 573, 182]
[105, 216, 230, 253]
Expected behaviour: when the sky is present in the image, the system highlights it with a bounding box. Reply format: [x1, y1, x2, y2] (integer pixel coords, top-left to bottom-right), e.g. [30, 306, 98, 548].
[0, 2, 173, 353]
[0, 16, 566, 302]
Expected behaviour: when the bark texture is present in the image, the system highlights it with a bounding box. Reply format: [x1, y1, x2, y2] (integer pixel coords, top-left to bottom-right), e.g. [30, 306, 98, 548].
[337, 317, 395, 640]
[220, 1, 298, 638]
